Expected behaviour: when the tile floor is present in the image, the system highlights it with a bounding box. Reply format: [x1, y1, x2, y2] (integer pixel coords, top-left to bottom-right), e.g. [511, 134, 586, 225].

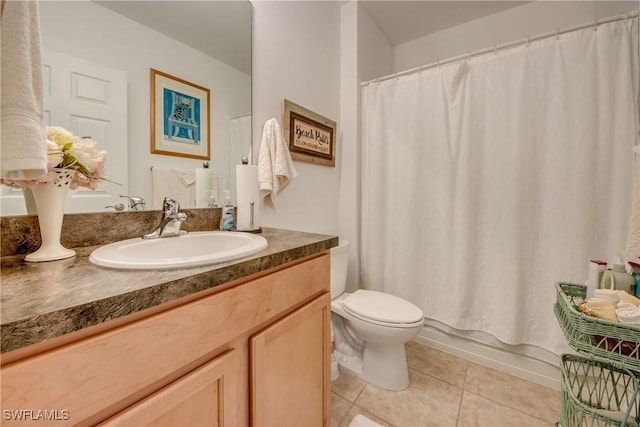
[330, 341, 561, 427]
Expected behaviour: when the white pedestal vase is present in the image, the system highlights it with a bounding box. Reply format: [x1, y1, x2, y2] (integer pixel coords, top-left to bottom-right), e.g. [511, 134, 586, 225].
[25, 170, 76, 262]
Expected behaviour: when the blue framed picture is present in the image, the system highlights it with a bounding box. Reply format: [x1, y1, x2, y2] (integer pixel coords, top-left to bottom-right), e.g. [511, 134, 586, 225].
[150, 69, 210, 160]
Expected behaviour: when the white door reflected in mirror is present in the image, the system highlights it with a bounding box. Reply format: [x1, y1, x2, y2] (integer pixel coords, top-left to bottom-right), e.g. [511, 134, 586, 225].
[0, 50, 128, 216]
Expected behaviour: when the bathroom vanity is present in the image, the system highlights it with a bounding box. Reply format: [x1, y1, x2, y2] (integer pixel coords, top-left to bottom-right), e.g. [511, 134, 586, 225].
[0, 223, 337, 426]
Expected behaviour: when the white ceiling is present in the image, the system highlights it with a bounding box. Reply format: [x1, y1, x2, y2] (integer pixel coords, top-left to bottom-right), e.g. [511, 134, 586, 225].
[94, 0, 252, 75]
[93, 1, 531, 74]
[360, 1, 531, 45]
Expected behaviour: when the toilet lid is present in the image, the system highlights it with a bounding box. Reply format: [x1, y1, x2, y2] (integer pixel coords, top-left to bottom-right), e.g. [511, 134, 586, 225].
[343, 290, 423, 324]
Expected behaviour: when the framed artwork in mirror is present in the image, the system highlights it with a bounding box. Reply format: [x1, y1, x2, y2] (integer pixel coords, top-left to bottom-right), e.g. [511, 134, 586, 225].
[150, 69, 210, 160]
[282, 99, 336, 167]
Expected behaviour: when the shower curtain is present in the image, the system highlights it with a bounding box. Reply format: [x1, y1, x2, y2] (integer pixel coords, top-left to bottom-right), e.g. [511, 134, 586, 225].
[361, 17, 638, 357]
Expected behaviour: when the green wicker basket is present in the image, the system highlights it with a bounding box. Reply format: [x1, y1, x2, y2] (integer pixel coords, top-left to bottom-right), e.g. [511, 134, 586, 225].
[560, 354, 640, 427]
[554, 282, 640, 372]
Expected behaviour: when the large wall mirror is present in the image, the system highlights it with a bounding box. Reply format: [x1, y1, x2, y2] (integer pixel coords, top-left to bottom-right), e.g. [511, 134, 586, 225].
[0, 0, 252, 216]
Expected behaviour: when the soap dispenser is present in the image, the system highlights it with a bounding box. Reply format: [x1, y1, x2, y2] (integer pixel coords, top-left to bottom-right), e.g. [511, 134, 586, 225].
[220, 190, 235, 231]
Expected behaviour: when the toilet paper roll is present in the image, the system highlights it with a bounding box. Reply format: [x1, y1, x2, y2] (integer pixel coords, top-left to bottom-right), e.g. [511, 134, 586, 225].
[195, 168, 217, 208]
[236, 164, 260, 230]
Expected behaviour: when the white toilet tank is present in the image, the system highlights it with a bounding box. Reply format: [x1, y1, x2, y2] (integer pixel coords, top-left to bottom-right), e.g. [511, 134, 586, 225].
[330, 239, 350, 297]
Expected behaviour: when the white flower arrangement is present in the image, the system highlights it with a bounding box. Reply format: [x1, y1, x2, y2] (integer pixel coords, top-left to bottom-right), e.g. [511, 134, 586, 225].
[2, 126, 109, 190]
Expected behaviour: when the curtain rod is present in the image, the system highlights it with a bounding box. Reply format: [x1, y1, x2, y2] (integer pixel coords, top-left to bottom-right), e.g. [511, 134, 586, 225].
[361, 10, 639, 87]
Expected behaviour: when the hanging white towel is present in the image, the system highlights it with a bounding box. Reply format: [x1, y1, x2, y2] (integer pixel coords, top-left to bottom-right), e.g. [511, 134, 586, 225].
[258, 118, 297, 207]
[151, 167, 196, 209]
[0, 0, 48, 181]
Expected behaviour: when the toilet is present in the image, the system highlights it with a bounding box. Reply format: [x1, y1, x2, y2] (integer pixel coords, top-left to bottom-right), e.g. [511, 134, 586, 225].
[330, 239, 424, 391]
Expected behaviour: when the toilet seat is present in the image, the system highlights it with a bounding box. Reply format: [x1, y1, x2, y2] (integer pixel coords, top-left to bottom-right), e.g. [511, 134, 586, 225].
[342, 290, 423, 328]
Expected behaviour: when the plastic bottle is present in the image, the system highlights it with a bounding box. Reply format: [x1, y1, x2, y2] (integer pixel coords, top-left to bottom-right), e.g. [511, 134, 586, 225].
[219, 190, 235, 231]
[629, 261, 640, 297]
[599, 263, 635, 294]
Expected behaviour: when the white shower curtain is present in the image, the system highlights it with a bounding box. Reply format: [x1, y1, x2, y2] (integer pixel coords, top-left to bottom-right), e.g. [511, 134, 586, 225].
[361, 18, 638, 357]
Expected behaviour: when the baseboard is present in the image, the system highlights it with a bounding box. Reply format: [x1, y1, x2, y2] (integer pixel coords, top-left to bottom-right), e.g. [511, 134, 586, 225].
[415, 325, 561, 390]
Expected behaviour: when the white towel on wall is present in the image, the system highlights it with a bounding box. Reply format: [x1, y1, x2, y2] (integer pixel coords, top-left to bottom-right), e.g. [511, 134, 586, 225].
[0, 0, 48, 181]
[151, 167, 196, 209]
[258, 118, 297, 207]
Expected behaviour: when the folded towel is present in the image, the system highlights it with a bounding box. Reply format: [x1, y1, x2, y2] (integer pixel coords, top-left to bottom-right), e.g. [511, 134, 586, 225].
[616, 302, 637, 311]
[616, 303, 640, 324]
[617, 290, 640, 307]
[1, 0, 48, 181]
[594, 289, 620, 304]
[258, 118, 297, 207]
[151, 167, 196, 209]
[586, 297, 616, 308]
[582, 298, 619, 322]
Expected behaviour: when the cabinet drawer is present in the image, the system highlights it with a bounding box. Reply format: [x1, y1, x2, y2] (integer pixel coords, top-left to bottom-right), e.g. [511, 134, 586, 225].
[1, 253, 329, 426]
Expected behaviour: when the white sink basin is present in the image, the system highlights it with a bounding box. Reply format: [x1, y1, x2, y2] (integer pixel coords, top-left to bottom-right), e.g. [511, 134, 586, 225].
[89, 231, 268, 270]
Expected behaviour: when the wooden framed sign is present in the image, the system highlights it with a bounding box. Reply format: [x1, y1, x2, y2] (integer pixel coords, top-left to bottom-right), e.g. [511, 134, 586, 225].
[282, 99, 336, 167]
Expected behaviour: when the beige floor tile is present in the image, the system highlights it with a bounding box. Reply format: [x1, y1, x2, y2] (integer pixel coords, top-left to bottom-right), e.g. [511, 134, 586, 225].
[331, 393, 353, 427]
[457, 391, 553, 427]
[463, 363, 561, 424]
[332, 368, 368, 402]
[355, 368, 462, 427]
[406, 341, 468, 388]
[339, 406, 394, 427]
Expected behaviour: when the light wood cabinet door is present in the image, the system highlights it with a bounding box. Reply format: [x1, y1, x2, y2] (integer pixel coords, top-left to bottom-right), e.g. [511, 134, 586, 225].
[99, 349, 237, 427]
[250, 293, 331, 427]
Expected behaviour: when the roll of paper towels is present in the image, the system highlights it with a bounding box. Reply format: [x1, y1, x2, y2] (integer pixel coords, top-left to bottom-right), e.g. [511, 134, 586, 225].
[195, 168, 217, 208]
[236, 164, 260, 230]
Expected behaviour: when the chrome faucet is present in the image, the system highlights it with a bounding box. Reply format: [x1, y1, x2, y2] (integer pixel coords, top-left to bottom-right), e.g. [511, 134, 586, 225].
[120, 195, 146, 211]
[142, 197, 187, 239]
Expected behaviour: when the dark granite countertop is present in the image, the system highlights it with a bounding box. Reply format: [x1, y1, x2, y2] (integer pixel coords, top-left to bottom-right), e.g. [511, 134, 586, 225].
[0, 228, 338, 354]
